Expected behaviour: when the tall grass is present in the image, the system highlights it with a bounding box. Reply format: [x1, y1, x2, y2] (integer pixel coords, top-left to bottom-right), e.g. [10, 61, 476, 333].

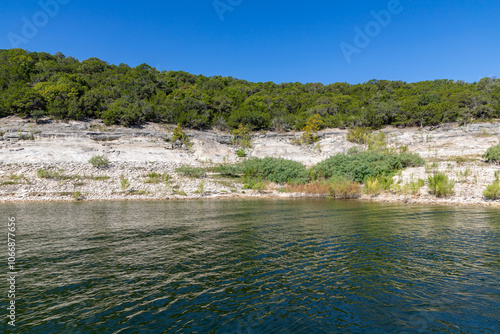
[427, 173, 455, 197]
[285, 178, 361, 199]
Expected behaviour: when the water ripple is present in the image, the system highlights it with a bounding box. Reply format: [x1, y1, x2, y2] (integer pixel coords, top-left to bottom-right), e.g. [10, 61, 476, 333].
[5, 199, 499, 333]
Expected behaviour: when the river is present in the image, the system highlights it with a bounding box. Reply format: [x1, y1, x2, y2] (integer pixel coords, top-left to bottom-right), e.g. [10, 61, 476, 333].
[2, 199, 499, 333]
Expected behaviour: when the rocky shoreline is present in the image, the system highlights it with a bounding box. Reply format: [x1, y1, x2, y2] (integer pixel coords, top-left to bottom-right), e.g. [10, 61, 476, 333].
[1, 116, 500, 207]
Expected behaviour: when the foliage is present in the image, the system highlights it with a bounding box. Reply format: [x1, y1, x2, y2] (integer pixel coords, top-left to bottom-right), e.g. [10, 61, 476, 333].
[425, 162, 439, 174]
[239, 157, 310, 184]
[285, 181, 332, 195]
[1, 50, 499, 129]
[120, 176, 130, 190]
[346, 127, 372, 144]
[171, 124, 189, 145]
[364, 175, 394, 195]
[329, 177, 362, 199]
[175, 166, 206, 178]
[89, 155, 110, 168]
[300, 114, 323, 144]
[72, 191, 83, 201]
[236, 148, 247, 157]
[401, 178, 425, 196]
[242, 176, 267, 192]
[37, 168, 62, 179]
[483, 181, 500, 200]
[214, 164, 243, 177]
[232, 124, 252, 148]
[483, 142, 500, 163]
[310, 150, 424, 183]
[427, 173, 455, 197]
[144, 172, 170, 184]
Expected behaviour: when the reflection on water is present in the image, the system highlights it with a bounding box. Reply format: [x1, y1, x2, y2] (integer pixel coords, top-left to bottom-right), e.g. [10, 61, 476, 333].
[2, 199, 499, 333]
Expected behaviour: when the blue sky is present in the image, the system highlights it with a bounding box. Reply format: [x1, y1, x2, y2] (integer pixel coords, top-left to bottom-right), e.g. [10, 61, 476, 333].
[1, 0, 499, 84]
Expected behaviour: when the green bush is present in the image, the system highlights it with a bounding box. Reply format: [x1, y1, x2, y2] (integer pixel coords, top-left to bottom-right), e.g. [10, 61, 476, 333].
[427, 173, 455, 197]
[239, 157, 309, 184]
[236, 148, 246, 157]
[346, 127, 372, 144]
[483, 181, 500, 200]
[171, 124, 189, 145]
[300, 114, 323, 144]
[214, 164, 243, 177]
[175, 166, 206, 178]
[311, 151, 424, 183]
[89, 155, 110, 168]
[232, 124, 252, 148]
[483, 143, 500, 163]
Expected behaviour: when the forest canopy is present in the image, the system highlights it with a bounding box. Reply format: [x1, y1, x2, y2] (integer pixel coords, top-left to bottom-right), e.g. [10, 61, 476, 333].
[1, 48, 499, 130]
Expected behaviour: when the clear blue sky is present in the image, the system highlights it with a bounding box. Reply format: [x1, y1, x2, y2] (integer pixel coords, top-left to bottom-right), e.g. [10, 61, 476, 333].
[1, 0, 499, 84]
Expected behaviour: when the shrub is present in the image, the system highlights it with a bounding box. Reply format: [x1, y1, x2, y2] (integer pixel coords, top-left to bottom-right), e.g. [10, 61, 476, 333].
[242, 177, 266, 192]
[89, 155, 110, 168]
[401, 178, 425, 196]
[483, 142, 500, 163]
[427, 173, 455, 197]
[236, 148, 246, 157]
[232, 124, 252, 148]
[120, 176, 130, 190]
[300, 114, 323, 144]
[364, 177, 382, 195]
[311, 151, 424, 183]
[329, 178, 362, 199]
[175, 166, 206, 178]
[483, 181, 500, 200]
[285, 181, 331, 195]
[346, 127, 372, 144]
[364, 175, 394, 195]
[214, 164, 243, 177]
[171, 124, 189, 144]
[397, 152, 426, 167]
[240, 157, 309, 184]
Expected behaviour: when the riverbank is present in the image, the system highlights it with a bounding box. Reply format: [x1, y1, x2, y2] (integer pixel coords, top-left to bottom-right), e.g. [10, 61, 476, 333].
[1, 117, 499, 207]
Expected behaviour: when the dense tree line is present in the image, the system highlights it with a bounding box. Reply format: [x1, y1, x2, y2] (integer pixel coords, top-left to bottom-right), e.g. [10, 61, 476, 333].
[1, 48, 499, 130]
